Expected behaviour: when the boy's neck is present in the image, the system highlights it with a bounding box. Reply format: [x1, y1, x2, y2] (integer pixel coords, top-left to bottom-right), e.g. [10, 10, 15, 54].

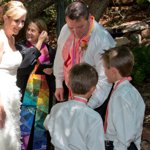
[73, 95, 88, 104]
[113, 72, 123, 82]
[73, 94, 88, 100]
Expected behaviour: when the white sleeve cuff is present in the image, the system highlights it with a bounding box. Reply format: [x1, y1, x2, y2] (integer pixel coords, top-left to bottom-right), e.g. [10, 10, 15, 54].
[56, 79, 63, 88]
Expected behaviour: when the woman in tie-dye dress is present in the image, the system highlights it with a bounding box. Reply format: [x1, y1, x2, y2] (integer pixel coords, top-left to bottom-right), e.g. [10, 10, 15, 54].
[17, 19, 55, 150]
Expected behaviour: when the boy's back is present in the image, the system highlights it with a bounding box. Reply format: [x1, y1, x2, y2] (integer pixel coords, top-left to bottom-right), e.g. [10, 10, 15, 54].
[44, 99, 105, 150]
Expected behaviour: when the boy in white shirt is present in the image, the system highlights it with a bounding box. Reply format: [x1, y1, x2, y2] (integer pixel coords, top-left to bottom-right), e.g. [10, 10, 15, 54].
[102, 46, 145, 150]
[44, 63, 105, 150]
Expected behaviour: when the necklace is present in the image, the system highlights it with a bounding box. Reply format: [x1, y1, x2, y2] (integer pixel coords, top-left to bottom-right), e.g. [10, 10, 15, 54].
[73, 96, 87, 104]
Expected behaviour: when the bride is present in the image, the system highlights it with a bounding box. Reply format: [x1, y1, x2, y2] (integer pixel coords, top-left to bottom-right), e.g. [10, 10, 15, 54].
[0, 1, 27, 150]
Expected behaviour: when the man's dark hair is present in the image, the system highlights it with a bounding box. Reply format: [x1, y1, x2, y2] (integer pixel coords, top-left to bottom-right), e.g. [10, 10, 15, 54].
[65, 1, 89, 20]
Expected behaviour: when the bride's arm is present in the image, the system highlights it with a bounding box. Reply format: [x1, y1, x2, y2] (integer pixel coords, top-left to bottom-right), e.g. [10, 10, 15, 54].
[0, 41, 4, 64]
[0, 97, 6, 129]
[0, 41, 6, 128]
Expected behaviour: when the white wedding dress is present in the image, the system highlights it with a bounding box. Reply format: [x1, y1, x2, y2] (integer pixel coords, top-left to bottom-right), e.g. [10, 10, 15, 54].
[0, 29, 22, 150]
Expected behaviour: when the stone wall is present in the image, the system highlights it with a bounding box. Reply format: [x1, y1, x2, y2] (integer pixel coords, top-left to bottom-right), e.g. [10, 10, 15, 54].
[107, 19, 150, 47]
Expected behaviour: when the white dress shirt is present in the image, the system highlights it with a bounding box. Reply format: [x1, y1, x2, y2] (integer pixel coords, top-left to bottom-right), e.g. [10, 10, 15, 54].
[105, 80, 145, 150]
[44, 98, 105, 150]
[54, 21, 116, 108]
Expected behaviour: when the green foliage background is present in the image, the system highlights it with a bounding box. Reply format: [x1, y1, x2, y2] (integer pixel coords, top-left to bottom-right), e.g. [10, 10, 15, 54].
[132, 45, 150, 84]
[136, 0, 150, 4]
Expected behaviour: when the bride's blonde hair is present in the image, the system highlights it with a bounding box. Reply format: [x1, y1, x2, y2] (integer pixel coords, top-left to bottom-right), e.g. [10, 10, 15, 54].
[0, 1, 27, 24]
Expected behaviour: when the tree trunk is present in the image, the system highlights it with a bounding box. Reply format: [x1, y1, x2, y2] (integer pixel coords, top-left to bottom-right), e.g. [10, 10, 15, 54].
[26, 0, 55, 19]
[25, 0, 109, 22]
[56, 0, 65, 37]
[84, 0, 110, 21]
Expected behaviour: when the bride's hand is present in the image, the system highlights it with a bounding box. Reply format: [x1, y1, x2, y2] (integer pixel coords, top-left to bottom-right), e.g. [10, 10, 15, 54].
[0, 105, 6, 129]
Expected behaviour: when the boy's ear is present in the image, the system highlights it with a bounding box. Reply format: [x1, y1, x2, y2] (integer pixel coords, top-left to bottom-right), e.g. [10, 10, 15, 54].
[111, 67, 118, 74]
[86, 86, 96, 99]
[90, 86, 96, 94]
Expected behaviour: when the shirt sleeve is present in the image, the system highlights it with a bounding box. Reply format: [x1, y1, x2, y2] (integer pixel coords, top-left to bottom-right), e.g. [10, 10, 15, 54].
[43, 114, 51, 130]
[53, 25, 70, 88]
[87, 22, 116, 109]
[44, 107, 55, 132]
[16, 41, 41, 69]
[87, 54, 112, 108]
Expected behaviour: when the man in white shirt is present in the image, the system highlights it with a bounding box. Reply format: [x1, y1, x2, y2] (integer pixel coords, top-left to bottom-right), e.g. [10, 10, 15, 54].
[53, 1, 116, 117]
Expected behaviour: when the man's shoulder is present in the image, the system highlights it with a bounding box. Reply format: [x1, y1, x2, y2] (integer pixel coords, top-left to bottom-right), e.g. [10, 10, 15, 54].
[93, 21, 108, 34]
[58, 24, 70, 42]
[89, 21, 116, 49]
[60, 24, 70, 35]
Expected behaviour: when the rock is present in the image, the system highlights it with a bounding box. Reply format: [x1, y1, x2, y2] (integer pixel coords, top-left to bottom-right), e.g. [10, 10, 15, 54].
[122, 21, 149, 33]
[141, 28, 150, 39]
[142, 127, 150, 142]
[110, 0, 134, 5]
[141, 140, 150, 150]
[141, 127, 150, 150]
[130, 33, 142, 44]
[115, 36, 130, 46]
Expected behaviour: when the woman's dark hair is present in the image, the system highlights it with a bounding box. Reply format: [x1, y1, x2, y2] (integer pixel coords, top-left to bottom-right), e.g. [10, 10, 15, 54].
[28, 18, 48, 33]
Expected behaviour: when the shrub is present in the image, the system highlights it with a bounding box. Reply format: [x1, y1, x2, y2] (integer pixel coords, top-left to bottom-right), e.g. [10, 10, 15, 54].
[132, 44, 150, 84]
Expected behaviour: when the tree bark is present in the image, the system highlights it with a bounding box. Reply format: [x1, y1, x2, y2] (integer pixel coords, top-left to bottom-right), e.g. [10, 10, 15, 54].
[25, 0, 109, 22]
[84, 0, 110, 21]
[26, 0, 55, 19]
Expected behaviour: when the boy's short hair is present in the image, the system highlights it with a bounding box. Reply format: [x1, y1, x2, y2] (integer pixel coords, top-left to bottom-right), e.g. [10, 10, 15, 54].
[68, 63, 98, 95]
[102, 46, 134, 77]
